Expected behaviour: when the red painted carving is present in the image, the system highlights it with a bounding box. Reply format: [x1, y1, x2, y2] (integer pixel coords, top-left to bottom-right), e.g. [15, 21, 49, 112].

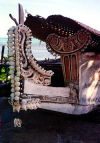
[46, 30, 91, 54]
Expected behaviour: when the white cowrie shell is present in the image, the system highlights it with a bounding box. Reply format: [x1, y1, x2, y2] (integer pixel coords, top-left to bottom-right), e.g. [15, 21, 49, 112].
[9, 65, 15, 69]
[16, 67, 20, 72]
[10, 62, 15, 66]
[11, 80, 14, 84]
[11, 84, 15, 88]
[10, 92, 15, 96]
[9, 70, 14, 74]
[15, 82, 20, 86]
[16, 62, 20, 66]
[11, 88, 15, 92]
[15, 77, 20, 82]
[9, 57, 15, 61]
[16, 71, 21, 76]
[21, 99, 27, 104]
[15, 92, 20, 96]
[10, 74, 15, 79]
[15, 87, 20, 91]
[15, 96, 20, 100]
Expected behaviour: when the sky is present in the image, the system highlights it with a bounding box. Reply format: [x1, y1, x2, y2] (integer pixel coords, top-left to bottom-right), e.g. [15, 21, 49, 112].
[0, 0, 100, 37]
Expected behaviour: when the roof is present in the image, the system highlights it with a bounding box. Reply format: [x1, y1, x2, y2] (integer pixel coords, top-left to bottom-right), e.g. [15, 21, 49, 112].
[24, 14, 100, 52]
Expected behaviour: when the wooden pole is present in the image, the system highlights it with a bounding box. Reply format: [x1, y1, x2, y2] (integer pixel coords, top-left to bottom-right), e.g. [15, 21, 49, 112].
[1, 45, 5, 63]
[18, 3, 24, 24]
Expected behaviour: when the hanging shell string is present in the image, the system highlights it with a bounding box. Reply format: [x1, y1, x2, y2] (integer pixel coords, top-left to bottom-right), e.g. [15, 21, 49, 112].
[8, 26, 21, 112]
[13, 26, 21, 112]
[8, 25, 41, 112]
[8, 26, 16, 104]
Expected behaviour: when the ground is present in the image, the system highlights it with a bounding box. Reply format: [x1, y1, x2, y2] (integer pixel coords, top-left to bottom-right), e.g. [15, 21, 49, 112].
[0, 97, 100, 143]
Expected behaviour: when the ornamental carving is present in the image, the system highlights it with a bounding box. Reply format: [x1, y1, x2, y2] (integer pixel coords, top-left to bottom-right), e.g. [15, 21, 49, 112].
[8, 25, 54, 112]
[46, 29, 92, 55]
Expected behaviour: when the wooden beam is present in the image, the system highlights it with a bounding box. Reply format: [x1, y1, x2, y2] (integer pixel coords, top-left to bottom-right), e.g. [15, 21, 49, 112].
[1, 45, 5, 63]
[18, 3, 24, 24]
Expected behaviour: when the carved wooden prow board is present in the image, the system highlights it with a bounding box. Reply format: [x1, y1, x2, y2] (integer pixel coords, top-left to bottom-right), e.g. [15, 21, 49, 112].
[7, 4, 100, 115]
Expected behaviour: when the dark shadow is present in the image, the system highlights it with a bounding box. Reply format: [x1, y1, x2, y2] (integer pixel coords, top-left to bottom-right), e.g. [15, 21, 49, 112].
[0, 97, 100, 143]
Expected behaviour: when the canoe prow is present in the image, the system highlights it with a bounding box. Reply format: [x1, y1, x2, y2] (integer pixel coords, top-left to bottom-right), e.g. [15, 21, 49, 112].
[8, 4, 100, 115]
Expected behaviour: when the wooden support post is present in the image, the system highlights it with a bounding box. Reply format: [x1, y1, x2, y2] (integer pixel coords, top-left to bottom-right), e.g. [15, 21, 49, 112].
[1, 45, 5, 63]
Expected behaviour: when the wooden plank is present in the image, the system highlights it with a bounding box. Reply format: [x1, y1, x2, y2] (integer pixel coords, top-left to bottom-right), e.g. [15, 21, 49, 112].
[64, 55, 71, 81]
[24, 79, 70, 97]
[61, 53, 80, 85]
[71, 54, 77, 81]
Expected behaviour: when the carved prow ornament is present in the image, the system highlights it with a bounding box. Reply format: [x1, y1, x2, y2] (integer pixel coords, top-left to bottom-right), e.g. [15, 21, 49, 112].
[8, 4, 100, 115]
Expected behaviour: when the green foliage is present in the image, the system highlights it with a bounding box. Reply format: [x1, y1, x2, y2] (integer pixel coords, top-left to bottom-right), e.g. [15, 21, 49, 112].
[0, 65, 10, 83]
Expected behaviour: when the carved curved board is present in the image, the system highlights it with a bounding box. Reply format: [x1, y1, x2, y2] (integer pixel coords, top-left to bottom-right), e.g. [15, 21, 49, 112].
[8, 25, 54, 112]
[16, 25, 54, 85]
[46, 29, 92, 55]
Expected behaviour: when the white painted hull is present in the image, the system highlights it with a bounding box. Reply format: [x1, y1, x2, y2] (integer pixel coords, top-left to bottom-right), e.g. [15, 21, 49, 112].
[40, 103, 96, 115]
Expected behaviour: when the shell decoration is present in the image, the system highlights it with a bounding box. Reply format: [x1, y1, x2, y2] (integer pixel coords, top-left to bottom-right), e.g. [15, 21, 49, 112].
[8, 25, 41, 112]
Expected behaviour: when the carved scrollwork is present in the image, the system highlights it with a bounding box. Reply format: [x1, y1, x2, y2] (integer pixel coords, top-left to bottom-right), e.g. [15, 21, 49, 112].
[8, 24, 54, 112]
[16, 24, 54, 85]
[46, 29, 92, 55]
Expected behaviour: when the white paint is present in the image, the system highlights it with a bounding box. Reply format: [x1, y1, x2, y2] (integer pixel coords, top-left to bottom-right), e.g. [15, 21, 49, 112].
[40, 103, 95, 115]
[24, 79, 70, 97]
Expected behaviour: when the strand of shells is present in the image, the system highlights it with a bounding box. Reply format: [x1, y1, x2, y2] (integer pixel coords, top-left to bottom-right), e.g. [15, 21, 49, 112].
[21, 98, 41, 111]
[8, 26, 21, 112]
[8, 25, 42, 112]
